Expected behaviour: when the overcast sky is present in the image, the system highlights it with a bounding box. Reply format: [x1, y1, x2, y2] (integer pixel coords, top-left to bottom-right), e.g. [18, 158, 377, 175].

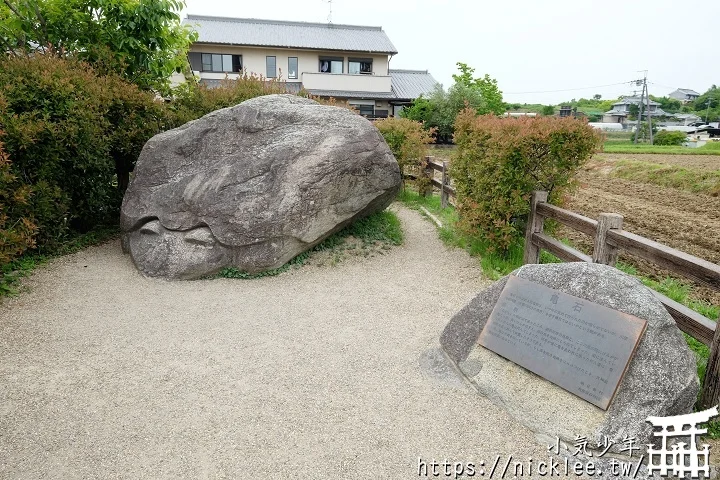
[183, 0, 719, 105]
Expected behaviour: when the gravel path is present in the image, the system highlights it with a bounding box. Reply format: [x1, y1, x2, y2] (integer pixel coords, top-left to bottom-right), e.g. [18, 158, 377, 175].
[0, 205, 549, 479]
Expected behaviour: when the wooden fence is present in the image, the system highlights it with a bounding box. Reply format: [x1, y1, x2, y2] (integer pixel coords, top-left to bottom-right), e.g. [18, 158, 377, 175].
[418, 157, 720, 407]
[524, 190, 720, 408]
[423, 156, 455, 208]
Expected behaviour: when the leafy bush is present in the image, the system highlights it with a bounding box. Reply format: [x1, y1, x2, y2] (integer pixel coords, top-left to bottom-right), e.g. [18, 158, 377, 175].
[0, 138, 37, 266]
[374, 117, 434, 190]
[450, 110, 602, 251]
[0, 54, 162, 245]
[166, 73, 290, 126]
[654, 130, 688, 146]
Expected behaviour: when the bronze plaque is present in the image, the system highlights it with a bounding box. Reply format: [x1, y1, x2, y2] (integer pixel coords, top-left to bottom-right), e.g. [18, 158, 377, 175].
[478, 275, 647, 410]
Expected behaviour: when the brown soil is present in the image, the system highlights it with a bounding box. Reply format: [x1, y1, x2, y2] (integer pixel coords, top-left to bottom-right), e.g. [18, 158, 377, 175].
[596, 152, 720, 172]
[561, 155, 720, 306]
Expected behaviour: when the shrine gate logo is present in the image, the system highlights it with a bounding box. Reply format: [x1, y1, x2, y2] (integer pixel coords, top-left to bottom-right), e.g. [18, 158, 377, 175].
[646, 406, 718, 478]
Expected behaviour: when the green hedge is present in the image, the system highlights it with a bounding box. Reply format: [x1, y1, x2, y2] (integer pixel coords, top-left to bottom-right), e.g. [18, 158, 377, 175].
[0, 55, 165, 261]
[451, 109, 602, 252]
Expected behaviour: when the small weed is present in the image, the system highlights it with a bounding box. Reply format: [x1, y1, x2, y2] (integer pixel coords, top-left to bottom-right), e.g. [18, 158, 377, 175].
[216, 210, 403, 280]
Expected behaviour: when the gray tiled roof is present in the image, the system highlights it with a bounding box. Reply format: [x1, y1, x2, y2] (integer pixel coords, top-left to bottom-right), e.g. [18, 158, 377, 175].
[184, 15, 398, 54]
[676, 88, 700, 96]
[613, 96, 661, 107]
[389, 69, 439, 100]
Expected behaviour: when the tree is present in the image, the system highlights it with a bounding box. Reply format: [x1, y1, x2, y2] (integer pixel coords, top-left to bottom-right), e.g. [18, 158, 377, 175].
[650, 96, 682, 114]
[542, 105, 555, 116]
[593, 94, 602, 100]
[401, 63, 504, 142]
[452, 62, 505, 115]
[0, 0, 196, 93]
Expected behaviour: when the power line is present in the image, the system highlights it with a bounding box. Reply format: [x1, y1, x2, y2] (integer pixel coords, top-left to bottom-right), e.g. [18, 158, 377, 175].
[504, 81, 634, 95]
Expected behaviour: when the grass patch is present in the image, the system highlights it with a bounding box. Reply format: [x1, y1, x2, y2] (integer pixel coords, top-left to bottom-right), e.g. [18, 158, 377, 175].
[1, 225, 120, 299]
[603, 142, 720, 155]
[612, 160, 720, 196]
[217, 210, 403, 279]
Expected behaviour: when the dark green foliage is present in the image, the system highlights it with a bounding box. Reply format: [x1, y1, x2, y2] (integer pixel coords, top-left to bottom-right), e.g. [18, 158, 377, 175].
[400, 63, 504, 143]
[654, 130, 688, 146]
[650, 95, 682, 114]
[0, 0, 196, 94]
[541, 105, 555, 116]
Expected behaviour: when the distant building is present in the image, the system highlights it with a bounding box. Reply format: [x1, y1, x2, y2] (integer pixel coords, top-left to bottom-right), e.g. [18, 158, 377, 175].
[668, 88, 701, 104]
[672, 113, 702, 126]
[180, 15, 438, 118]
[602, 96, 669, 124]
[559, 105, 573, 117]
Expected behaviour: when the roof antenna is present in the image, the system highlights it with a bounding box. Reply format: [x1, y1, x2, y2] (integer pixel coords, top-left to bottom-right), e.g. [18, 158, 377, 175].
[325, 0, 333, 24]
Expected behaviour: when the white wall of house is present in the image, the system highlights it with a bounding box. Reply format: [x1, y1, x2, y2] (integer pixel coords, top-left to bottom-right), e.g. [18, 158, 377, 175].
[189, 44, 390, 85]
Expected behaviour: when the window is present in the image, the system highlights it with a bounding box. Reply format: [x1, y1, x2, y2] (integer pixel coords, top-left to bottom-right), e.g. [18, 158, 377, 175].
[200, 53, 242, 73]
[266, 56, 277, 78]
[288, 57, 298, 79]
[319, 57, 343, 74]
[349, 58, 372, 75]
[355, 104, 374, 117]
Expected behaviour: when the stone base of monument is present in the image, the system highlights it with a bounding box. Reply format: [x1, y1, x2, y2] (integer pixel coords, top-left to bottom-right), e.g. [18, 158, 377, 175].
[438, 263, 702, 479]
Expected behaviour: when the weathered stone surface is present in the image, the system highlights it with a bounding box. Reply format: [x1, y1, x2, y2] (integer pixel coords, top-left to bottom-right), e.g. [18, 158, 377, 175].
[440, 262, 699, 458]
[121, 94, 401, 279]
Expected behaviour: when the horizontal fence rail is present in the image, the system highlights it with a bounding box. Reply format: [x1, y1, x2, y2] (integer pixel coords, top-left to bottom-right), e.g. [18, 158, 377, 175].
[524, 190, 720, 408]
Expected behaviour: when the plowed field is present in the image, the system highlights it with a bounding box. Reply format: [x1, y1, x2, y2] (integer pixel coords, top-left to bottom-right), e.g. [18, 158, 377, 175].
[561, 153, 720, 305]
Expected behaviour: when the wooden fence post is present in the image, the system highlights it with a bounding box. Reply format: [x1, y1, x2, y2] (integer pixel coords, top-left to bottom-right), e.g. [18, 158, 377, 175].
[523, 191, 548, 265]
[440, 161, 449, 209]
[592, 213, 624, 266]
[701, 328, 720, 408]
[421, 156, 433, 197]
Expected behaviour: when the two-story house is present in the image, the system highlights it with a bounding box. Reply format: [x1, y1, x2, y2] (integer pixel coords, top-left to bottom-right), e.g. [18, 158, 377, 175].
[668, 88, 700, 104]
[602, 96, 669, 124]
[181, 15, 438, 118]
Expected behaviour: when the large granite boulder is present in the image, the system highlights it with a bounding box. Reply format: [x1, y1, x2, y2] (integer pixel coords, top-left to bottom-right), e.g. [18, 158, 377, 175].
[121, 94, 401, 279]
[440, 262, 699, 463]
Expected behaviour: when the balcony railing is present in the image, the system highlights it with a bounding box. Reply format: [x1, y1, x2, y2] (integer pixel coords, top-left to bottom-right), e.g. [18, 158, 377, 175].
[301, 72, 391, 93]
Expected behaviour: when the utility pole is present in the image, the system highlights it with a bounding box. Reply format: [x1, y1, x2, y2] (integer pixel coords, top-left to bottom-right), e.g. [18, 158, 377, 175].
[633, 71, 652, 144]
[633, 77, 645, 144]
[644, 71, 653, 145]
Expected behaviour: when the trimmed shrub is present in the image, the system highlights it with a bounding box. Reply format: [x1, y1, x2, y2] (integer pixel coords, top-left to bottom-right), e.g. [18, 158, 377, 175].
[654, 130, 688, 146]
[0, 138, 37, 266]
[0, 54, 163, 245]
[374, 117, 434, 190]
[450, 110, 602, 252]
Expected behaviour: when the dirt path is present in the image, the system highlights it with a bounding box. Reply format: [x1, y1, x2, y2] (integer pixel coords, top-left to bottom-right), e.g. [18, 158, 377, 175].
[0, 205, 551, 479]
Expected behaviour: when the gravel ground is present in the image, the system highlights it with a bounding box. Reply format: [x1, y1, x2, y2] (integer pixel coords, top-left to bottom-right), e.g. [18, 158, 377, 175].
[0, 205, 550, 479]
